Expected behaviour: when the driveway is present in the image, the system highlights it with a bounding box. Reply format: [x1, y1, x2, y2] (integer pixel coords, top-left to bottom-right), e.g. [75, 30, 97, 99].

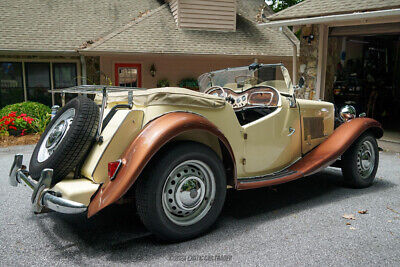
[0, 145, 399, 266]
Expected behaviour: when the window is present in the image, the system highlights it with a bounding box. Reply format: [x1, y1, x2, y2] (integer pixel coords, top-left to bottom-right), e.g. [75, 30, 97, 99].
[53, 63, 77, 88]
[25, 62, 51, 106]
[115, 63, 142, 87]
[53, 63, 78, 104]
[0, 62, 24, 108]
[0, 61, 79, 107]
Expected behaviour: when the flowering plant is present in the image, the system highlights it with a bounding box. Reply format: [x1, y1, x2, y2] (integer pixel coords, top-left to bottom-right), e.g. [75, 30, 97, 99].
[0, 111, 49, 136]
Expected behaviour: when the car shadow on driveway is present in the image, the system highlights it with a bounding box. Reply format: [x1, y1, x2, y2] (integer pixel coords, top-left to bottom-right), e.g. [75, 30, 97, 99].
[34, 167, 396, 264]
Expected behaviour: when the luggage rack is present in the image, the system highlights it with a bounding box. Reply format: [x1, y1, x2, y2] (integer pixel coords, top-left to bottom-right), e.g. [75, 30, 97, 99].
[50, 85, 146, 143]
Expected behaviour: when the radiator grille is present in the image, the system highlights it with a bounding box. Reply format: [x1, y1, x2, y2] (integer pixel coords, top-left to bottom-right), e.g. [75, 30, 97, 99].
[303, 117, 324, 140]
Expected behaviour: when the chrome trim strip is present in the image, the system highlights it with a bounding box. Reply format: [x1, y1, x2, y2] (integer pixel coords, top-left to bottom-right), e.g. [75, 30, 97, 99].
[237, 169, 297, 184]
[42, 192, 87, 214]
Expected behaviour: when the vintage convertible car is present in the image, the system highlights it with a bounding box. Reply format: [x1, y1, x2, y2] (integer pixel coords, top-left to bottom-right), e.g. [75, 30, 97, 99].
[8, 63, 382, 241]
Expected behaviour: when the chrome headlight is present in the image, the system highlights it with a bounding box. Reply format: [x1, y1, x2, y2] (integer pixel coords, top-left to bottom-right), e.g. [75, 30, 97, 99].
[339, 105, 356, 122]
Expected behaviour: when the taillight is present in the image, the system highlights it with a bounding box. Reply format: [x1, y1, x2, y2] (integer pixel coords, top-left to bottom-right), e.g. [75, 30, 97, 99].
[108, 160, 122, 180]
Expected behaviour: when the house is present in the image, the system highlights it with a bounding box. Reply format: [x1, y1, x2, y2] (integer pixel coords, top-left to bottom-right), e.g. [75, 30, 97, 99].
[0, 0, 297, 108]
[260, 0, 400, 133]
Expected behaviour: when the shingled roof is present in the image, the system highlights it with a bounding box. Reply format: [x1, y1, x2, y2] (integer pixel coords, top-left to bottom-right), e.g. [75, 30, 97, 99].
[0, 0, 161, 52]
[0, 0, 295, 57]
[82, 0, 294, 57]
[268, 0, 400, 21]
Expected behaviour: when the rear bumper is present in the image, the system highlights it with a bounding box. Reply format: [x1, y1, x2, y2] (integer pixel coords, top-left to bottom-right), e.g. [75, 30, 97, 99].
[9, 154, 87, 214]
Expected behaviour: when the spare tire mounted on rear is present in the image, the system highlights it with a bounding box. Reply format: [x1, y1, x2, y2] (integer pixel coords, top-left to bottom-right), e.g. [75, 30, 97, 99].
[29, 96, 99, 185]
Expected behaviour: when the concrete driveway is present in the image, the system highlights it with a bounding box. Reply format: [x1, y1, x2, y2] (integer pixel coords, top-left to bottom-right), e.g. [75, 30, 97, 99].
[0, 145, 399, 266]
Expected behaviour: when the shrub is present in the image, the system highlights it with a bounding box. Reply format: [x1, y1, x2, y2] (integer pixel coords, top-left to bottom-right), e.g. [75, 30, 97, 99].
[0, 102, 51, 136]
[178, 78, 199, 90]
[0, 101, 50, 120]
[157, 79, 170, 88]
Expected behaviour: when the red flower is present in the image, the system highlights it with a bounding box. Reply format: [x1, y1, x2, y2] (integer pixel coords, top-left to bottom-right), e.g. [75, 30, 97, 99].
[9, 126, 17, 130]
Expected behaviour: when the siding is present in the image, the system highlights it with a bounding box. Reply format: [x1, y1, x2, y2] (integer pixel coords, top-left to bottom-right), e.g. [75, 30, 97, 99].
[167, 0, 237, 31]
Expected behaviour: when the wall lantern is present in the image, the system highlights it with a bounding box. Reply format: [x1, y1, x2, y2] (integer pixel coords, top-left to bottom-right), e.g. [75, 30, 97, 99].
[150, 64, 156, 77]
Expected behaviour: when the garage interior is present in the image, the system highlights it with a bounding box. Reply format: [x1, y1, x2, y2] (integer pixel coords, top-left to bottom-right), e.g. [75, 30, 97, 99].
[329, 25, 400, 139]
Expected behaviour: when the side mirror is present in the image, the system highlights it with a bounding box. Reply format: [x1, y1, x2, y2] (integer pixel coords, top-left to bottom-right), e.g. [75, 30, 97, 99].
[298, 76, 305, 88]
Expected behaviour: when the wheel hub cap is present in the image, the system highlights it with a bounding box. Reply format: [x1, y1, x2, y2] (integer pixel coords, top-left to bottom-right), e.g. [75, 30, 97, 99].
[357, 140, 375, 179]
[176, 177, 205, 210]
[45, 120, 67, 150]
[162, 160, 216, 226]
[37, 108, 75, 162]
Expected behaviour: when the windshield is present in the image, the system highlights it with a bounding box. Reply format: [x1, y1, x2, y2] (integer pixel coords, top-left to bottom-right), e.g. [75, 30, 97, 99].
[198, 64, 293, 94]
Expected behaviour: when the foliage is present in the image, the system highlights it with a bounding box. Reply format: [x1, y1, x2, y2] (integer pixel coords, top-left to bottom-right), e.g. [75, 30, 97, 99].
[178, 78, 199, 90]
[0, 102, 50, 121]
[268, 0, 304, 13]
[157, 79, 170, 88]
[0, 102, 51, 136]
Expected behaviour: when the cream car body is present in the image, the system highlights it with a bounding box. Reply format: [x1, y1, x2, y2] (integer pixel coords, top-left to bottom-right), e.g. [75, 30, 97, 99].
[8, 63, 382, 242]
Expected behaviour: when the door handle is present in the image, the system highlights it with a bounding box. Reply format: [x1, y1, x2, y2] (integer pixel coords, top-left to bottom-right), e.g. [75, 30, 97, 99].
[288, 127, 295, 136]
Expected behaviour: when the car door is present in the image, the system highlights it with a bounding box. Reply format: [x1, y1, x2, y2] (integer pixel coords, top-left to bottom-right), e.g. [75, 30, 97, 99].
[242, 96, 301, 177]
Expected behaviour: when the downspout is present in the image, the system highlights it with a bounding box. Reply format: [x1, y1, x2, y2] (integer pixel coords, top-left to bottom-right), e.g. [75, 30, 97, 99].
[279, 27, 297, 85]
[80, 55, 87, 85]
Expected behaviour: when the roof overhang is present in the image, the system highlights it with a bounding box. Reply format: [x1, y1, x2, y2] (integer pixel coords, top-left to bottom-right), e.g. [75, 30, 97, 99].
[259, 8, 400, 27]
[0, 49, 78, 56]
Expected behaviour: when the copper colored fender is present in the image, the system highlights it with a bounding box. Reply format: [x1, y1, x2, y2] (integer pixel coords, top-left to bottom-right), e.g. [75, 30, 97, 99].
[237, 118, 383, 190]
[87, 112, 235, 218]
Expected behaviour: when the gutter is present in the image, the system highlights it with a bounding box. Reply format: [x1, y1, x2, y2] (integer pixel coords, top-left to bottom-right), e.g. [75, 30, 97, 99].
[0, 49, 77, 55]
[259, 8, 400, 27]
[80, 55, 87, 85]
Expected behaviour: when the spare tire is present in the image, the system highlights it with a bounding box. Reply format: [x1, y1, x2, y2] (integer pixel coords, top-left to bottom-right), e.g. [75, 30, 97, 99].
[30, 96, 99, 185]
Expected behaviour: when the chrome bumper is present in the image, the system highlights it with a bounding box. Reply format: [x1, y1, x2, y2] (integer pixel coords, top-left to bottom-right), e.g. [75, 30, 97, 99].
[9, 154, 87, 214]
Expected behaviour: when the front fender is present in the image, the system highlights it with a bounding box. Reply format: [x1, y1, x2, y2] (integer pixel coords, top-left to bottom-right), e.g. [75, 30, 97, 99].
[238, 117, 382, 190]
[87, 112, 235, 218]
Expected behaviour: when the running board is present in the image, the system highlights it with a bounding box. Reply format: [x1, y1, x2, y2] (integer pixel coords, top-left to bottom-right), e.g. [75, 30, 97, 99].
[236, 117, 383, 190]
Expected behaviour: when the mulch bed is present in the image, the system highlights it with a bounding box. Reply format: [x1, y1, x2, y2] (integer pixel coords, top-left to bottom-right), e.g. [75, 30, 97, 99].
[0, 134, 41, 147]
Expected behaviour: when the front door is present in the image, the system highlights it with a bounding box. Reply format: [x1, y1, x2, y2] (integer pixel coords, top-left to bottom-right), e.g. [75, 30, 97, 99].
[242, 96, 301, 176]
[115, 63, 142, 87]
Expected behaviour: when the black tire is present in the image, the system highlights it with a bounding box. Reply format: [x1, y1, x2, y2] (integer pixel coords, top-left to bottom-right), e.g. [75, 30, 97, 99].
[29, 96, 99, 185]
[135, 142, 226, 241]
[341, 133, 379, 188]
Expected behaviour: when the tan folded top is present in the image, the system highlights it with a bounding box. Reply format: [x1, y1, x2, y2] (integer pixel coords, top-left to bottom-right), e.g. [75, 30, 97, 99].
[95, 87, 226, 109]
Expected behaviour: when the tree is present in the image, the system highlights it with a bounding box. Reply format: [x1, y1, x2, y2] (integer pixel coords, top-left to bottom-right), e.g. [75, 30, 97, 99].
[267, 0, 304, 13]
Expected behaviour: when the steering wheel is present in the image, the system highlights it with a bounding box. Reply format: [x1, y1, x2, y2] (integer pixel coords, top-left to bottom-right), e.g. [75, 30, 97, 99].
[205, 86, 228, 98]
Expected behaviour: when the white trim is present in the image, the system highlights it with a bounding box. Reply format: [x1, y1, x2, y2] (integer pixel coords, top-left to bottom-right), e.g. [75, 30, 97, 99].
[279, 27, 298, 85]
[259, 8, 400, 27]
[315, 25, 328, 100]
[50, 62, 55, 105]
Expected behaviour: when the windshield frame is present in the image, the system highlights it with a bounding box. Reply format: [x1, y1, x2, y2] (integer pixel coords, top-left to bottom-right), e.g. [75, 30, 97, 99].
[198, 63, 293, 95]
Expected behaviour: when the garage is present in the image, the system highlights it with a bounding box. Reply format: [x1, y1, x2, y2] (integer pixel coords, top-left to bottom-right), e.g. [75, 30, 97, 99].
[261, 0, 400, 142]
[330, 27, 400, 132]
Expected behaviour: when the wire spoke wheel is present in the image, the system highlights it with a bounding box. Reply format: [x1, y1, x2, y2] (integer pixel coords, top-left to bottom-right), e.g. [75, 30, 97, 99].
[162, 160, 216, 226]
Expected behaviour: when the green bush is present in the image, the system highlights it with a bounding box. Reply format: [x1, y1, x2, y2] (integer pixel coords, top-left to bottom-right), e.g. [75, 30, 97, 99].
[178, 78, 199, 90]
[157, 79, 170, 88]
[0, 102, 51, 136]
[0, 102, 50, 121]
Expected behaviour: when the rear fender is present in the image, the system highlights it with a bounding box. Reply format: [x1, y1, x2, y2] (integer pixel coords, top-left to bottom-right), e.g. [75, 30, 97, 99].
[87, 112, 235, 217]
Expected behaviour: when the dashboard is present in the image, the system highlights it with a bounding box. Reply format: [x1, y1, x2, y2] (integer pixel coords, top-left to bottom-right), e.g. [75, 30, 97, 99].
[205, 86, 280, 111]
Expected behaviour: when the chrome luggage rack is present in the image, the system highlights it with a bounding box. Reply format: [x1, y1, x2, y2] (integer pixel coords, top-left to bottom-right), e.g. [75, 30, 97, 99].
[51, 85, 146, 143]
